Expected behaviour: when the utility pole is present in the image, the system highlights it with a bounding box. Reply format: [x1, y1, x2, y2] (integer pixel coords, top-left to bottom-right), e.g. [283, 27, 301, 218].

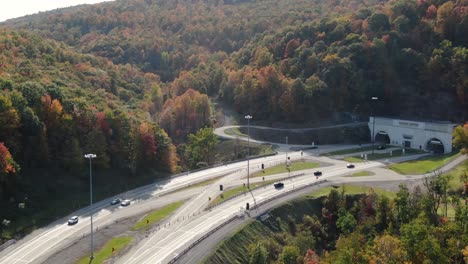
[371, 97, 378, 155]
[285, 136, 289, 166]
[84, 153, 97, 260]
[245, 115, 252, 189]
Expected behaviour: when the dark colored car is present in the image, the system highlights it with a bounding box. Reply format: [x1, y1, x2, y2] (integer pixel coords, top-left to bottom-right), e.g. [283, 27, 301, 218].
[110, 198, 121, 205]
[274, 182, 284, 189]
[377, 145, 386, 150]
[314, 171, 322, 176]
[346, 163, 355, 168]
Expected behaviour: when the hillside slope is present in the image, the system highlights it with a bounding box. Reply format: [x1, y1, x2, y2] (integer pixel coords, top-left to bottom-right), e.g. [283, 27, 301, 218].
[2, 0, 466, 122]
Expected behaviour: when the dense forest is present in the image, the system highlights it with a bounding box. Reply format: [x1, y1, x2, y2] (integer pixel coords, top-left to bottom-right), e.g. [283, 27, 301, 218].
[3, 0, 467, 121]
[0, 0, 467, 241]
[207, 179, 468, 264]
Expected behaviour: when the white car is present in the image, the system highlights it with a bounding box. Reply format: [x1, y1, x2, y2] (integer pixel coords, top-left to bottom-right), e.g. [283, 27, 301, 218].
[68, 216, 79, 225]
[121, 199, 131, 206]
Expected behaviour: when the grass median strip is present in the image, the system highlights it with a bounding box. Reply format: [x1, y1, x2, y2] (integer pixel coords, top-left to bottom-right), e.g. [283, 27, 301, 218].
[76, 236, 132, 264]
[131, 201, 184, 231]
[346, 171, 374, 177]
[251, 161, 319, 177]
[344, 148, 425, 162]
[210, 180, 277, 206]
[444, 160, 468, 191]
[177, 177, 221, 192]
[389, 152, 460, 175]
[224, 127, 246, 137]
[321, 146, 376, 156]
[344, 156, 364, 163]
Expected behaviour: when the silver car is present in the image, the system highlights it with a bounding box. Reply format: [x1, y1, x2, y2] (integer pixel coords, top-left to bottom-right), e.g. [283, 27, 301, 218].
[68, 216, 79, 225]
[121, 199, 131, 206]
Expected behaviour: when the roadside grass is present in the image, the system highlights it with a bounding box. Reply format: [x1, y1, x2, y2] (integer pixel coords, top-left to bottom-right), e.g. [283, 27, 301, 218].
[76, 236, 132, 264]
[389, 152, 460, 175]
[178, 177, 221, 192]
[346, 171, 374, 177]
[131, 201, 184, 231]
[214, 139, 275, 164]
[204, 220, 273, 264]
[210, 180, 276, 206]
[224, 127, 246, 137]
[344, 156, 364, 163]
[321, 146, 376, 156]
[306, 185, 396, 199]
[344, 148, 426, 162]
[251, 161, 319, 178]
[437, 204, 456, 218]
[443, 160, 468, 192]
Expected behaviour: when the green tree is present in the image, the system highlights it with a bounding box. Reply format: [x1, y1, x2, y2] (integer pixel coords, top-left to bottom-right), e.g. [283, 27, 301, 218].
[249, 242, 268, 264]
[375, 195, 393, 232]
[422, 173, 450, 224]
[184, 127, 219, 169]
[337, 208, 357, 234]
[368, 13, 390, 32]
[454, 203, 468, 233]
[395, 184, 412, 225]
[326, 232, 368, 264]
[400, 217, 447, 264]
[279, 245, 300, 264]
[453, 123, 468, 155]
[304, 75, 327, 100]
[371, 234, 408, 264]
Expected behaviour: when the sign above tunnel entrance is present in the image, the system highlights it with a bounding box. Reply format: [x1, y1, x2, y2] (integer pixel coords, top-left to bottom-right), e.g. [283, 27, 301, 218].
[370, 117, 456, 154]
[394, 120, 423, 129]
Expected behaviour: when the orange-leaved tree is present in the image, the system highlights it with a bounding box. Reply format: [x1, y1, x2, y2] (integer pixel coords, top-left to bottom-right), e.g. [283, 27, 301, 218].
[0, 142, 19, 198]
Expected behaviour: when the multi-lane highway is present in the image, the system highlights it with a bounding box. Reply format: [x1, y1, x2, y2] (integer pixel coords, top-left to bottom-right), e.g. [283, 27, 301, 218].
[118, 158, 383, 264]
[0, 147, 322, 264]
[0, 123, 464, 264]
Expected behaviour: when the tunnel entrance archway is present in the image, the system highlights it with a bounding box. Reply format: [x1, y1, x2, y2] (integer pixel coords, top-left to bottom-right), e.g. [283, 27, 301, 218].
[375, 131, 390, 145]
[426, 138, 445, 154]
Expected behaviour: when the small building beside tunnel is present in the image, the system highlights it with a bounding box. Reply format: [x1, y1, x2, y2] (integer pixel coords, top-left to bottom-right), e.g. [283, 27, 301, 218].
[368, 117, 457, 154]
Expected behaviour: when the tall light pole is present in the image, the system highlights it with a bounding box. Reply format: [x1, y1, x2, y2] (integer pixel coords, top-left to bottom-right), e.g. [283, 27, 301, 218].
[245, 115, 252, 189]
[285, 136, 289, 166]
[84, 153, 96, 260]
[371, 97, 378, 155]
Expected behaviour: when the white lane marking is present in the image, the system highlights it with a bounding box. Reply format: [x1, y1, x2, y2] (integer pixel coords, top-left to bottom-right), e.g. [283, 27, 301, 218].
[125, 162, 384, 264]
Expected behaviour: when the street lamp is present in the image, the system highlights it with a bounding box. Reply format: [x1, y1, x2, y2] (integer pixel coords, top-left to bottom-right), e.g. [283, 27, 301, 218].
[245, 115, 252, 189]
[285, 136, 289, 167]
[84, 153, 96, 260]
[371, 97, 378, 154]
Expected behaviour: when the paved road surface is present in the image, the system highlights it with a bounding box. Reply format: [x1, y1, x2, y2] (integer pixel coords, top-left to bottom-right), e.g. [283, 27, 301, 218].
[1, 123, 463, 264]
[117, 160, 384, 264]
[0, 150, 308, 264]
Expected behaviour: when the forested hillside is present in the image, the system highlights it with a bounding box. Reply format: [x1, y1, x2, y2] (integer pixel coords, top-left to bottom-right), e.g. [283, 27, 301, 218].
[0, 0, 467, 241]
[207, 182, 468, 263]
[0, 30, 179, 239]
[3, 0, 467, 122]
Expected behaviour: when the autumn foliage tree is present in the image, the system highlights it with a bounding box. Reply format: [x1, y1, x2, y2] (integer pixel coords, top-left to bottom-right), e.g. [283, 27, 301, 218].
[0, 143, 19, 199]
[453, 123, 468, 155]
[159, 89, 212, 141]
[303, 249, 320, 264]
